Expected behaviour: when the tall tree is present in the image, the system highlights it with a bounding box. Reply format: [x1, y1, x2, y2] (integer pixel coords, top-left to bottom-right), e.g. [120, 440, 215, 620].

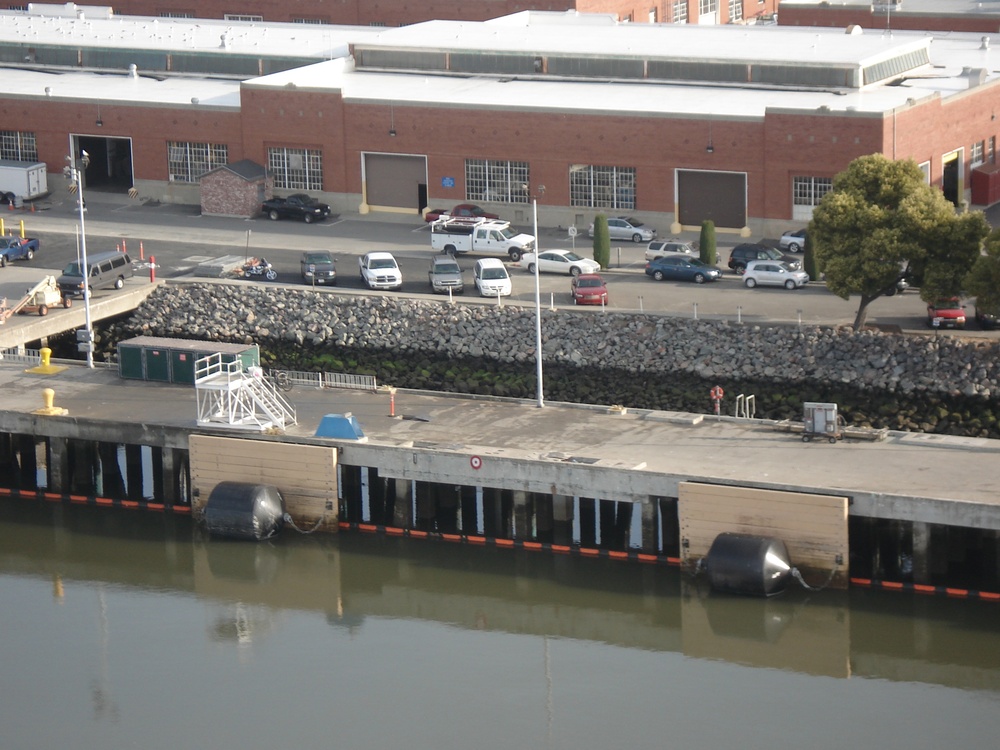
[810, 154, 988, 330]
[964, 228, 1000, 317]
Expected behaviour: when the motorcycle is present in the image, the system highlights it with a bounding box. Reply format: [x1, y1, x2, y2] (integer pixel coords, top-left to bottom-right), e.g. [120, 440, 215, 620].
[241, 256, 277, 281]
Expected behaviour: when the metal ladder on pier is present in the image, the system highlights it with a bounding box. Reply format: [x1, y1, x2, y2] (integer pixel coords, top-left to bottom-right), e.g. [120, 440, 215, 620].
[194, 353, 297, 431]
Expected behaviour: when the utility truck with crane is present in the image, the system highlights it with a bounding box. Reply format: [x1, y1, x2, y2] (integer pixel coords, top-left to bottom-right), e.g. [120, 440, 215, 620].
[429, 217, 534, 262]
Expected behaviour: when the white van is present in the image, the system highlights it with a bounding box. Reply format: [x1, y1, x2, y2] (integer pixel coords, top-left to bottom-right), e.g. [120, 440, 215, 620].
[473, 257, 512, 297]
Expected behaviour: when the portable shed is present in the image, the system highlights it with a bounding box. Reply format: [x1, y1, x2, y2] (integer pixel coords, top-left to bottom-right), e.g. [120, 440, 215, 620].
[199, 159, 271, 218]
[118, 336, 259, 384]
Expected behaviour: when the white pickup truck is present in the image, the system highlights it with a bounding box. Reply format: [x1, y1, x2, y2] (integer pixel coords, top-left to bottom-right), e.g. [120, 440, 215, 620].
[358, 251, 403, 291]
[430, 218, 535, 262]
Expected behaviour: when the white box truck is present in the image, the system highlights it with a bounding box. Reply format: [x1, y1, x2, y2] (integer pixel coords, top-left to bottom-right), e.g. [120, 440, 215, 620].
[430, 217, 535, 262]
[0, 160, 49, 204]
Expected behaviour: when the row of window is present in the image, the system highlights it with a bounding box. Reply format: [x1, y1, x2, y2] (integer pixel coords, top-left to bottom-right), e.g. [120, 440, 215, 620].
[11, 130, 982, 211]
[166, 142, 323, 190]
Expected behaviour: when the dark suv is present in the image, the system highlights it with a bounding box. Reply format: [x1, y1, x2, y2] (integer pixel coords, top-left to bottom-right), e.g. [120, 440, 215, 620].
[728, 243, 802, 274]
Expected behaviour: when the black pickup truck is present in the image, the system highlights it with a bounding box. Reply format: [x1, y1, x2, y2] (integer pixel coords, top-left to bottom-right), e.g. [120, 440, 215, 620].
[261, 193, 332, 224]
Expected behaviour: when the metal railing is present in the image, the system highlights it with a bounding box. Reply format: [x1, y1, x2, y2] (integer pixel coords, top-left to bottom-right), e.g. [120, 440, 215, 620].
[735, 393, 756, 419]
[269, 368, 378, 392]
[0, 346, 115, 369]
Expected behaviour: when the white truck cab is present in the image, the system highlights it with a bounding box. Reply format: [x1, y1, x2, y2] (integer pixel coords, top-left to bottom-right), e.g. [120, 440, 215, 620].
[430, 217, 534, 262]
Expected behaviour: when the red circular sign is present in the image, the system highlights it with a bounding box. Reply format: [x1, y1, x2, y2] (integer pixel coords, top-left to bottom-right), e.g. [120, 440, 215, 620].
[710, 386, 724, 400]
[470, 455, 483, 470]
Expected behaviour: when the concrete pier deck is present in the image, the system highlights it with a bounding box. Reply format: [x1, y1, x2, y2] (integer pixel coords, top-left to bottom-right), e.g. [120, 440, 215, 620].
[1, 359, 998, 531]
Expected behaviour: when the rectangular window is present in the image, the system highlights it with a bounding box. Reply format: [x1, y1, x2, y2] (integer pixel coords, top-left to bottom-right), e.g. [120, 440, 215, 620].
[293, 18, 330, 24]
[699, 0, 717, 16]
[0, 131, 38, 161]
[672, 1, 688, 23]
[918, 161, 931, 183]
[792, 176, 833, 206]
[465, 159, 529, 203]
[159, 12, 195, 17]
[649, 8, 657, 23]
[167, 142, 228, 183]
[569, 165, 636, 210]
[268, 147, 323, 190]
[728, 0, 743, 22]
[971, 140, 985, 166]
[224, 14, 264, 22]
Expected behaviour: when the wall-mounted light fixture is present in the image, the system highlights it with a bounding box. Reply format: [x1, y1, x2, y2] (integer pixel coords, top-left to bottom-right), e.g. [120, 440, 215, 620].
[389, 103, 396, 136]
[95, 102, 103, 127]
[706, 117, 714, 153]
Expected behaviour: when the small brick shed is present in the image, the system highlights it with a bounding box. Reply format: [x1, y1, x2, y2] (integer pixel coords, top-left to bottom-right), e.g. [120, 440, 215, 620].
[200, 159, 272, 218]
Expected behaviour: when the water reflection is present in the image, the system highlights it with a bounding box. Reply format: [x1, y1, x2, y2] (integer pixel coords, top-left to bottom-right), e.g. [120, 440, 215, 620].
[2, 500, 1000, 749]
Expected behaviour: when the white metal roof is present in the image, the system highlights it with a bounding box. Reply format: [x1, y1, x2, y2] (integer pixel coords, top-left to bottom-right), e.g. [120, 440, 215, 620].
[0, 8, 376, 58]
[1, 10, 998, 119]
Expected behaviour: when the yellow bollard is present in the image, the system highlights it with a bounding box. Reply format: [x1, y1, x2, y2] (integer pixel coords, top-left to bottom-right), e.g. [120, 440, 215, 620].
[32, 385, 68, 415]
[0, 217, 4, 235]
[26, 347, 68, 376]
[20, 219, 25, 238]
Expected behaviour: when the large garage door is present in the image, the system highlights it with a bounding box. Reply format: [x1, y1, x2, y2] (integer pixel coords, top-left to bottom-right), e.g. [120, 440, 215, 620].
[364, 153, 427, 212]
[677, 170, 746, 229]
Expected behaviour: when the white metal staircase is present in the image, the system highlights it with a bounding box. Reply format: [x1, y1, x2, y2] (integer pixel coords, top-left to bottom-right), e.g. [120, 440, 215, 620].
[194, 353, 297, 431]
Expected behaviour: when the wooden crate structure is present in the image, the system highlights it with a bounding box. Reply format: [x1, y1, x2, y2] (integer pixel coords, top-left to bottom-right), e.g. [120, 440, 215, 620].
[189, 434, 338, 533]
[678, 481, 848, 589]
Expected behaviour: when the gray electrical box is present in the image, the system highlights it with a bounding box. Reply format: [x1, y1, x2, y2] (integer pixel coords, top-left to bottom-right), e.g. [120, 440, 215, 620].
[802, 402, 842, 443]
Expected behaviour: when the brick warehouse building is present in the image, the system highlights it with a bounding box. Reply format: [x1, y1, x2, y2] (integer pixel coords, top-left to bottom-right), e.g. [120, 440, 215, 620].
[2, 9, 1000, 236]
[54, 0, 778, 27]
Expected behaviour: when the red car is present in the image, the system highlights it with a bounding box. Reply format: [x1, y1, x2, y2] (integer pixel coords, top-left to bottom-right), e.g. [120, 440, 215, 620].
[927, 297, 966, 329]
[571, 273, 609, 305]
[424, 204, 500, 222]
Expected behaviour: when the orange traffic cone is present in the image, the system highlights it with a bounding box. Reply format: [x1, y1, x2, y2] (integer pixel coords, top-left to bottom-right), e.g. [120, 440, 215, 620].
[139, 242, 144, 260]
[30, 203, 35, 213]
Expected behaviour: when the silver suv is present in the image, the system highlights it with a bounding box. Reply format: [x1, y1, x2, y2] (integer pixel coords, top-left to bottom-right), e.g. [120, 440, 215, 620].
[428, 253, 464, 293]
[645, 239, 697, 261]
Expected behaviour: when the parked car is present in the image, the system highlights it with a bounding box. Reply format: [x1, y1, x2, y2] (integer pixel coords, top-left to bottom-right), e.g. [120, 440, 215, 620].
[358, 251, 402, 291]
[589, 216, 656, 243]
[473, 257, 511, 297]
[729, 243, 801, 274]
[427, 253, 464, 293]
[424, 204, 499, 223]
[570, 273, 609, 305]
[975, 305, 998, 330]
[300, 251, 336, 285]
[261, 193, 332, 223]
[644, 255, 722, 284]
[645, 239, 697, 261]
[743, 260, 810, 289]
[779, 228, 807, 253]
[927, 297, 966, 329]
[519, 249, 600, 276]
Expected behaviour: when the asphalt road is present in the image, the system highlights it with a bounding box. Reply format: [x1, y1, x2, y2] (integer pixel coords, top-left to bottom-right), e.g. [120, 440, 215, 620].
[1, 188, 996, 338]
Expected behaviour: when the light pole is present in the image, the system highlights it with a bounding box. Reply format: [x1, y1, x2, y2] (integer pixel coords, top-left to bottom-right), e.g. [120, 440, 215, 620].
[530, 185, 545, 408]
[65, 155, 94, 368]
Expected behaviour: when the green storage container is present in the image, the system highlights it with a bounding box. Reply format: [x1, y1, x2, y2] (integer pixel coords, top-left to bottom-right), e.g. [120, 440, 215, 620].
[117, 336, 260, 385]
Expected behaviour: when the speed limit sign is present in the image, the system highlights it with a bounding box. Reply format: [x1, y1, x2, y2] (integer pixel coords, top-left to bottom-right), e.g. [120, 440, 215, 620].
[470, 455, 483, 470]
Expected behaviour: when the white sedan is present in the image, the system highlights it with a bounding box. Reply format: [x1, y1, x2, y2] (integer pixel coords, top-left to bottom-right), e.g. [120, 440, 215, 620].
[519, 250, 601, 276]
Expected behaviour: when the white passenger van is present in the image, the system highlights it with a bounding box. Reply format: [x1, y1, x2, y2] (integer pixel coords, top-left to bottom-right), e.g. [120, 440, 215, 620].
[473, 258, 512, 297]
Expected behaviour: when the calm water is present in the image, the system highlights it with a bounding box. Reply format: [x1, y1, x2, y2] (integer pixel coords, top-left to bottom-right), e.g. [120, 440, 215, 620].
[2, 500, 1000, 750]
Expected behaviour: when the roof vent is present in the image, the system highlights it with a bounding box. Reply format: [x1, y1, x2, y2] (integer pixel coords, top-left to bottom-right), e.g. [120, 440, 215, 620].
[845, 25, 863, 35]
[127, 63, 137, 78]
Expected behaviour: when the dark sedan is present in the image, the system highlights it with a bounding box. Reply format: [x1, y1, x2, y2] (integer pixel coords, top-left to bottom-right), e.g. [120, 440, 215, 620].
[645, 255, 722, 284]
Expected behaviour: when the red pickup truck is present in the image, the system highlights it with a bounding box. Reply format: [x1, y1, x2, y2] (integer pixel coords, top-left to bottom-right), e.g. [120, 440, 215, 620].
[424, 204, 500, 222]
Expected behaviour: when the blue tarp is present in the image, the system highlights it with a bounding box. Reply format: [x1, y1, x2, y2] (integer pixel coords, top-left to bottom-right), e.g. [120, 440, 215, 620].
[315, 413, 366, 440]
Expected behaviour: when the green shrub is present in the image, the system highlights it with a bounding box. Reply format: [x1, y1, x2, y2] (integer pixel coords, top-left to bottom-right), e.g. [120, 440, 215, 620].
[592, 214, 611, 269]
[699, 220, 717, 264]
